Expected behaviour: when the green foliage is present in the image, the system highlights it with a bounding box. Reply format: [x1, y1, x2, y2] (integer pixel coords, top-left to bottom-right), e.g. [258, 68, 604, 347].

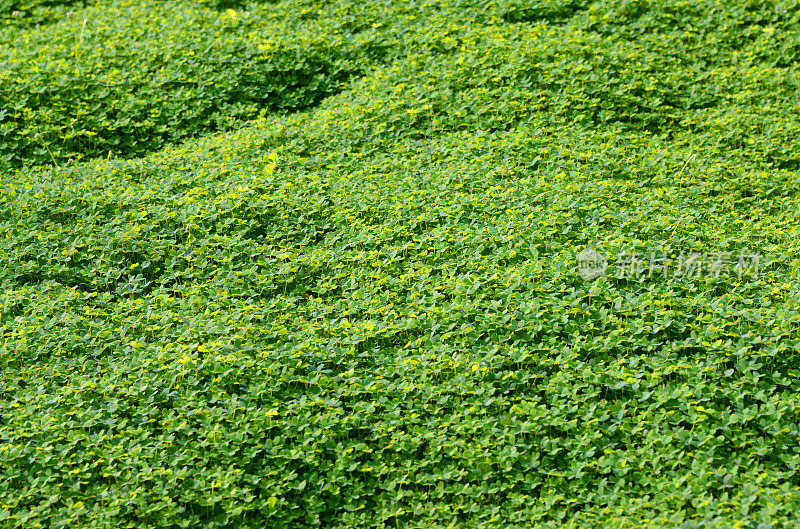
[0, 0, 87, 27]
[2, 0, 800, 527]
[0, 0, 82, 14]
[0, 0, 389, 169]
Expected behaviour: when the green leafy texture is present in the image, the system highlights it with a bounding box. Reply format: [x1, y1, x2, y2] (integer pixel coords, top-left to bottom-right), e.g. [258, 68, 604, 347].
[2, 0, 800, 528]
[0, 0, 391, 169]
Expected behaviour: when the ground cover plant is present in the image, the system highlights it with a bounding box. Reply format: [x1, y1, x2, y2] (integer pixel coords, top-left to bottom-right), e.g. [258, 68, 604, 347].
[2, 0, 800, 527]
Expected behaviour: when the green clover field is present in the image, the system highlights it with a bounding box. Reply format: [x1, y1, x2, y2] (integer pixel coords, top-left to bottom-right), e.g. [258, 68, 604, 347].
[2, 0, 800, 527]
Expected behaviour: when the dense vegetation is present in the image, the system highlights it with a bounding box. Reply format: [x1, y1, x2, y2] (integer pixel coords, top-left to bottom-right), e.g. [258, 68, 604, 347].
[2, 0, 800, 527]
